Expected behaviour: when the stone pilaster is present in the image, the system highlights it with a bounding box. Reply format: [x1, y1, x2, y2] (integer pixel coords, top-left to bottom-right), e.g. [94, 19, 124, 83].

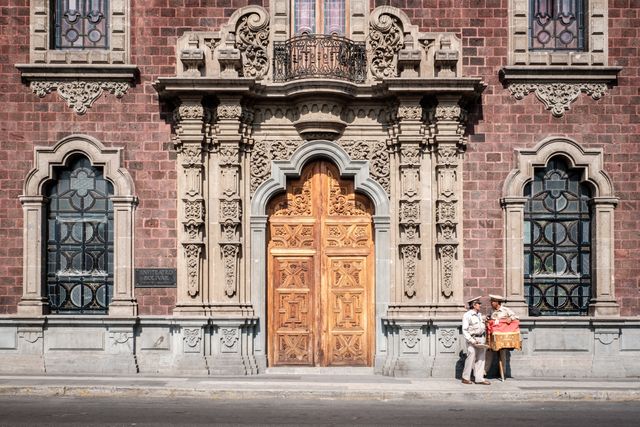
[500, 196, 529, 318]
[173, 97, 208, 315]
[431, 96, 466, 313]
[213, 98, 243, 302]
[109, 195, 139, 316]
[589, 197, 620, 316]
[396, 99, 425, 301]
[17, 196, 48, 316]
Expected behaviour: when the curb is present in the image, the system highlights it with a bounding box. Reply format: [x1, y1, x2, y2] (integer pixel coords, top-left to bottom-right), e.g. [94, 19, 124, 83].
[1, 385, 639, 402]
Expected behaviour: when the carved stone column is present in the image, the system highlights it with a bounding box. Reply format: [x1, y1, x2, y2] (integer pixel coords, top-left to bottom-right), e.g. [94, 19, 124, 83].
[431, 96, 466, 313]
[396, 99, 425, 301]
[173, 97, 208, 315]
[589, 197, 620, 316]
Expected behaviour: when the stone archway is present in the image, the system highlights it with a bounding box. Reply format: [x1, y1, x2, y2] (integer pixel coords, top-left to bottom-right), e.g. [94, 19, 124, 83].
[250, 140, 391, 369]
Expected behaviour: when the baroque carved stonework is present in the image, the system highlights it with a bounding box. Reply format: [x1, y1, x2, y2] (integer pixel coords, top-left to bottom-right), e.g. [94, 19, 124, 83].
[30, 80, 129, 115]
[509, 82, 608, 118]
[340, 140, 391, 194]
[398, 105, 423, 121]
[221, 327, 239, 351]
[222, 244, 240, 297]
[400, 244, 420, 298]
[438, 328, 457, 351]
[439, 244, 456, 297]
[217, 103, 242, 120]
[369, 12, 404, 80]
[183, 328, 201, 348]
[185, 244, 202, 297]
[402, 328, 420, 349]
[235, 11, 270, 79]
[250, 140, 303, 194]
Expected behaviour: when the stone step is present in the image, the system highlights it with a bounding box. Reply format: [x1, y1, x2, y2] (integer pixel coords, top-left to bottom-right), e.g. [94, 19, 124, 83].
[264, 367, 375, 375]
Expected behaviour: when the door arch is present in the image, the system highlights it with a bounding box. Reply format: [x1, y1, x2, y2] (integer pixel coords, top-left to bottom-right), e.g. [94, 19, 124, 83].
[267, 160, 375, 366]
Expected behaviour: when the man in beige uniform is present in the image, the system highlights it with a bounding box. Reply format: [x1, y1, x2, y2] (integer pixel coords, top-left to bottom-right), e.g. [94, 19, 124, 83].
[461, 296, 490, 385]
[486, 294, 518, 380]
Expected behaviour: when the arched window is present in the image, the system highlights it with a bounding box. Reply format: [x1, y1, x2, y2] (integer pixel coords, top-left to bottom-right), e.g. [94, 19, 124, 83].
[523, 156, 592, 315]
[53, 0, 110, 49]
[293, 0, 347, 35]
[45, 155, 114, 313]
[530, 0, 585, 51]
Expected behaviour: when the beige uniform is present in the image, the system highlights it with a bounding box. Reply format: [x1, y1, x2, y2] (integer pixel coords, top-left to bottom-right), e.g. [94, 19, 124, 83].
[462, 309, 487, 383]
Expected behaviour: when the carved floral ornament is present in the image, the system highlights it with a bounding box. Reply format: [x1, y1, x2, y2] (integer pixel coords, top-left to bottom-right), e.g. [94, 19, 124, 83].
[509, 82, 608, 118]
[369, 12, 404, 80]
[30, 80, 130, 115]
[235, 11, 269, 79]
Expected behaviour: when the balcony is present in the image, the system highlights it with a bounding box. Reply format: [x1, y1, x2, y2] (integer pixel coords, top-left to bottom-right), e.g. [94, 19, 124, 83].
[273, 34, 367, 83]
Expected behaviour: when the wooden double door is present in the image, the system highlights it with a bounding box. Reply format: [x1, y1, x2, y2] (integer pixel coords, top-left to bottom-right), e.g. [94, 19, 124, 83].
[267, 161, 374, 366]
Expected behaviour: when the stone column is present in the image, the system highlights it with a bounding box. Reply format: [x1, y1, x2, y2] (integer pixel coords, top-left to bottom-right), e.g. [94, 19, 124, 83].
[109, 195, 139, 316]
[396, 98, 426, 302]
[589, 197, 620, 316]
[173, 97, 208, 315]
[17, 196, 48, 316]
[500, 196, 529, 317]
[431, 96, 466, 313]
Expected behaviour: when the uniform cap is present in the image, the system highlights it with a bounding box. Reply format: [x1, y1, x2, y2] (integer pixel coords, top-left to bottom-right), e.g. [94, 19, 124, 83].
[467, 296, 482, 305]
[489, 294, 505, 302]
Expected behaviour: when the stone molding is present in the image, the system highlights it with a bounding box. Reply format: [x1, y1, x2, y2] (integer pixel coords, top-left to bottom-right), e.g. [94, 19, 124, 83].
[502, 136, 619, 317]
[19, 135, 138, 316]
[500, 66, 621, 117]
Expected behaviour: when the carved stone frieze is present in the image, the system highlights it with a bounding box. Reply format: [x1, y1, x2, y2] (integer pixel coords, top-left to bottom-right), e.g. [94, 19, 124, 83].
[221, 327, 239, 352]
[30, 80, 129, 115]
[400, 244, 420, 298]
[509, 82, 608, 118]
[250, 140, 303, 194]
[183, 328, 201, 349]
[222, 243, 240, 297]
[185, 243, 202, 297]
[438, 328, 458, 352]
[339, 140, 391, 194]
[369, 12, 404, 80]
[435, 104, 463, 121]
[235, 11, 270, 79]
[401, 328, 420, 349]
[217, 103, 242, 120]
[18, 330, 43, 344]
[438, 244, 455, 298]
[398, 105, 423, 121]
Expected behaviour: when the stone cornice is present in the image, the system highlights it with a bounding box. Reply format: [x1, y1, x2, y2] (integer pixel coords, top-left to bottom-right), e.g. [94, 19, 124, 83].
[154, 77, 486, 102]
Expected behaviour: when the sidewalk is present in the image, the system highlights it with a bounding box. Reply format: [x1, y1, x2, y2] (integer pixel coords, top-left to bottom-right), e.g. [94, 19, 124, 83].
[0, 372, 638, 402]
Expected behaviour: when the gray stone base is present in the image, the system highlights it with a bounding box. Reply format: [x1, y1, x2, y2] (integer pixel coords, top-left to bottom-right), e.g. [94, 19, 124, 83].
[1, 316, 639, 377]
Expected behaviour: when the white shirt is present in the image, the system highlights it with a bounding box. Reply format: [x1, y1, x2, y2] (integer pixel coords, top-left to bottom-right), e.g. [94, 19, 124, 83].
[462, 309, 486, 343]
[490, 305, 518, 322]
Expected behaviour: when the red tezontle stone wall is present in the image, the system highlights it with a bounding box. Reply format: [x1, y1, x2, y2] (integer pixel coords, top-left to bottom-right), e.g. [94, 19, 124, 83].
[0, 1, 637, 315]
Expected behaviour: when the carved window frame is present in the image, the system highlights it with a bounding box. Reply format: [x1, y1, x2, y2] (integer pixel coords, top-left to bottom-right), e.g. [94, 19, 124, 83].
[501, 136, 620, 317]
[501, 0, 620, 117]
[15, 0, 137, 115]
[18, 134, 138, 317]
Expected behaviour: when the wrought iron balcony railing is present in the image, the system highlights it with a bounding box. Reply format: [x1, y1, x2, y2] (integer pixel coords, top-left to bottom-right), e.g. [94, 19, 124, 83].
[273, 34, 367, 83]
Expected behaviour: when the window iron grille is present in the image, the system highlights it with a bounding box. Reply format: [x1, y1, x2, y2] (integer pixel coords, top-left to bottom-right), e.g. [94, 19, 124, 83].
[53, 0, 109, 49]
[524, 157, 592, 315]
[530, 0, 585, 51]
[273, 34, 366, 83]
[46, 156, 114, 314]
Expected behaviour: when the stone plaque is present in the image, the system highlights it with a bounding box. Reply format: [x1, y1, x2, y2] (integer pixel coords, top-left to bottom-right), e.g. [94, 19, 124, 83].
[135, 268, 177, 288]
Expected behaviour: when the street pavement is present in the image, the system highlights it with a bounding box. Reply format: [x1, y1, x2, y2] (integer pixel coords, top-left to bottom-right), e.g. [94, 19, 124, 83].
[0, 370, 638, 402]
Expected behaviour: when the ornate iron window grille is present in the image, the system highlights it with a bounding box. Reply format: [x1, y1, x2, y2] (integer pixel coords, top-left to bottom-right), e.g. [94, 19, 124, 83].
[46, 155, 114, 314]
[524, 157, 592, 315]
[273, 34, 366, 83]
[53, 0, 110, 49]
[529, 0, 585, 51]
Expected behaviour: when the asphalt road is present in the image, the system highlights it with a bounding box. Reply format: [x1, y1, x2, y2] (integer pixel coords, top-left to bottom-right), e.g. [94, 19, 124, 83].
[0, 396, 639, 426]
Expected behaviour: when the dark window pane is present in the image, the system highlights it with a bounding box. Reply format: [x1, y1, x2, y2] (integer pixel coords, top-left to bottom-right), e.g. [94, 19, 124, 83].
[46, 155, 114, 314]
[53, 0, 109, 49]
[524, 156, 592, 315]
[530, 0, 585, 51]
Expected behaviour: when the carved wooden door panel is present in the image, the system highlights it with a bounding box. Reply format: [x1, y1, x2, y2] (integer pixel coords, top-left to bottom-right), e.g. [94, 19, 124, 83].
[268, 161, 374, 366]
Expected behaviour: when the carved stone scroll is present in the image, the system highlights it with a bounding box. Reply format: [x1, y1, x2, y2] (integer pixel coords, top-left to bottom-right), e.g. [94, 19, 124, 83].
[235, 10, 270, 79]
[339, 140, 391, 194]
[250, 140, 303, 194]
[369, 11, 404, 80]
